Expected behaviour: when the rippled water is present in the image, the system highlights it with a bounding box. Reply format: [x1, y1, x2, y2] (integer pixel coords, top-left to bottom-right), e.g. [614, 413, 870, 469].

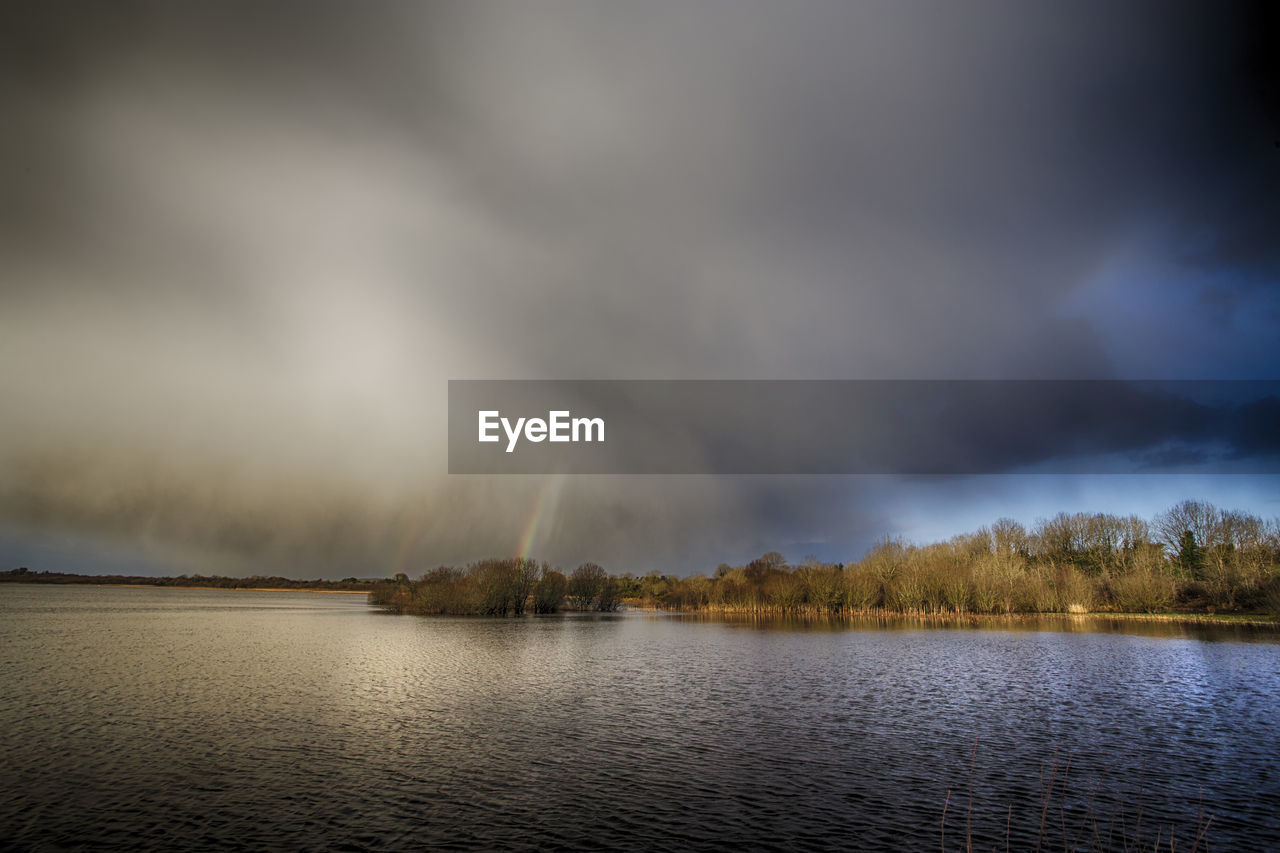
[2, 585, 1278, 851]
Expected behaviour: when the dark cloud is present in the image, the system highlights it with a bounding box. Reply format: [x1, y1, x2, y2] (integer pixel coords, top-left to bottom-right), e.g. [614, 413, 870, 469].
[450, 380, 1279, 475]
[1, 1, 1275, 575]
[1173, 0, 1280, 275]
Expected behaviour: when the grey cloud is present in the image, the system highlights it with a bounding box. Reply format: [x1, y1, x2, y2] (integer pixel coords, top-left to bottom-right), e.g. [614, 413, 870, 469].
[0, 1, 1274, 575]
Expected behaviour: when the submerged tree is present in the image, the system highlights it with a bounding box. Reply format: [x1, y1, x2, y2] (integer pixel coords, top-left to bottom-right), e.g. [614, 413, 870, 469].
[568, 562, 606, 610]
[532, 568, 568, 614]
[596, 576, 622, 612]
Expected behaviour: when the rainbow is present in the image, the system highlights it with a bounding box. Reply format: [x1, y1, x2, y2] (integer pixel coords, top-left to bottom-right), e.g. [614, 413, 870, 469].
[386, 475, 563, 578]
[516, 474, 564, 562]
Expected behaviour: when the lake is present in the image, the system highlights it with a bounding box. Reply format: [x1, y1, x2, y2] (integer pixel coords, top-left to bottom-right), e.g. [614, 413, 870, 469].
[2, 585, 1278, 851]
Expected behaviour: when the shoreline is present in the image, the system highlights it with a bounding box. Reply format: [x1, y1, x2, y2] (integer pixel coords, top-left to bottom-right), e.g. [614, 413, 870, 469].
[111, 584, 371, 594]
[1, 582, 371, 595]
[8, 583, 1278, 627]
[628, 605, 1280, 630]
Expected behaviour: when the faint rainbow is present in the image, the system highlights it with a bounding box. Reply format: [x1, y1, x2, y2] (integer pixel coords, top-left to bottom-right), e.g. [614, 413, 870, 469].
[516, 474, 563, 561]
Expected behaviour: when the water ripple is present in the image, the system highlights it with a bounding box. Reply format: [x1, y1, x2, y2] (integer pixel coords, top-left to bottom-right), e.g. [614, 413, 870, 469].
[1, 587, 1278, 851]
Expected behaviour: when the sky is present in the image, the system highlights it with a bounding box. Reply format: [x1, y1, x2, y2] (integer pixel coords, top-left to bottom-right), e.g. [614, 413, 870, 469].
[1, 1, 1277, 577]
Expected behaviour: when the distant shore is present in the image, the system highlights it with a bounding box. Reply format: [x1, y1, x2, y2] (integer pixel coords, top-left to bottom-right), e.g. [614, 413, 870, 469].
[107, 584, 371, 594]
[0, 569, 378, 593]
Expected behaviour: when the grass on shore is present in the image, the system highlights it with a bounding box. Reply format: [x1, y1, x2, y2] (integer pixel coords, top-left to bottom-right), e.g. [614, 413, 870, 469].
[630, 602, 1280, 630]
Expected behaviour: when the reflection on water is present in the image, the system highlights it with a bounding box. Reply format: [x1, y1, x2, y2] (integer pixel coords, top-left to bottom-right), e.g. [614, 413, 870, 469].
[2, 585, 1278, 851]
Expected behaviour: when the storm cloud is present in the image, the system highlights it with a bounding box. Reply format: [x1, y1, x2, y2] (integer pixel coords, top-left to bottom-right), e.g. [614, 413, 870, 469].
[1, 1, 1276, 575]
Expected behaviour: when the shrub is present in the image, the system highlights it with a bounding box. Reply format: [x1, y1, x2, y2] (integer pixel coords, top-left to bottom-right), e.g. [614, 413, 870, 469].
[803, 565, 845, 613]
[842, 568, 881, 611]
[1262, 572, 1280, 617]
[764, 572, 804, 612]
[1017, 565, 1058, 613]
[1054, 565, 1095, 613]
[1109, 568, 1177, 613]
[886, 569, 928, 613]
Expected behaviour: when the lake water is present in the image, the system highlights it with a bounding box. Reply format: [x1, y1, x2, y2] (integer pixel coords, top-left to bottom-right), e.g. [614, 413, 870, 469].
[2, 585, 1278, 851]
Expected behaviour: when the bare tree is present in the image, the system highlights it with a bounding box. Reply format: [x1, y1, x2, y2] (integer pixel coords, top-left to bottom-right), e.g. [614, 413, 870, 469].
[1155, 500, 1223, 556]
[510, 557, 541, 615]
[596, 575, 622, 611]
[531, 566, 566, 614]
[991, 518, 1028, 557]
[568, 562, 606, 610]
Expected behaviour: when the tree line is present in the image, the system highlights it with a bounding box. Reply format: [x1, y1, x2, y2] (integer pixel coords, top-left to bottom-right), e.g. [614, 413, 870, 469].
[373, 500, 1280, 617]
[370, 559, 622, 615]
[0, 568, 376, 592]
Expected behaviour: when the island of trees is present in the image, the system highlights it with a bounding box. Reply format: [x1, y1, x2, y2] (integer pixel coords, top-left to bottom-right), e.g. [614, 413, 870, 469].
[371, 500, 1280, 619]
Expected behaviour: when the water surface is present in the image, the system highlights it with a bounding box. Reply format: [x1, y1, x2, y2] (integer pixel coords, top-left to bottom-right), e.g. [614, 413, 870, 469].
[2, 585, 1277, 850]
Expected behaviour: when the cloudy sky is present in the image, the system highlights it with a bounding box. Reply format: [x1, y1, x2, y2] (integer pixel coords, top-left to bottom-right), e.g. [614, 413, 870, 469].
[1, 1, 1277, 577]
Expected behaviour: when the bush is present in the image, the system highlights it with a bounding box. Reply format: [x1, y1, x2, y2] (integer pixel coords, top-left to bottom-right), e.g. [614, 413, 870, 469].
[802, 565, 845, 613]
[886, 569, 928, 613]
[1018, 565, 1059, 613]
[1054, 565, 1095, 613]
[1262, 573, 1280, 617]
[842, 568, 881, 611]
[1109, 568, 1177, 613]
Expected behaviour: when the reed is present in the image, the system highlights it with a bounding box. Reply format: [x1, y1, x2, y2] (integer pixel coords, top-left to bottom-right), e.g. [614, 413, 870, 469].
[940, 743, 1214, 853]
